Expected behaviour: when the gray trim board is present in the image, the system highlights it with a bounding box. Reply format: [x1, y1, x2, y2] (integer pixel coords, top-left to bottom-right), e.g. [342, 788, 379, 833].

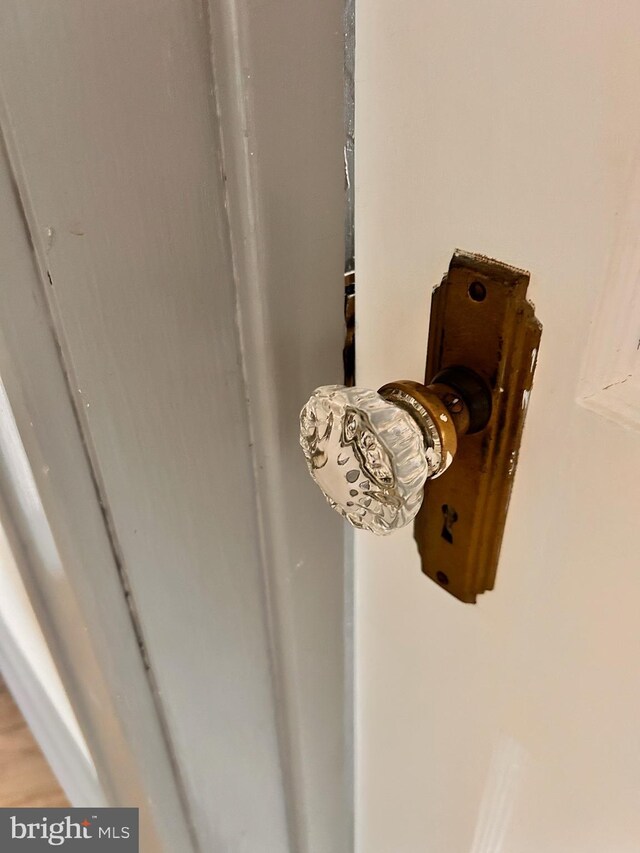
[0, 1, 349, 851]
[0, 616, 105, 809]
[0, 128, 196, 851]
[207, 0, 349, 848]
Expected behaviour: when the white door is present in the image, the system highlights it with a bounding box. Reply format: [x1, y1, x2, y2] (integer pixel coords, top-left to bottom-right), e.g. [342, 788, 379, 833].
[356, 4, 640, 852]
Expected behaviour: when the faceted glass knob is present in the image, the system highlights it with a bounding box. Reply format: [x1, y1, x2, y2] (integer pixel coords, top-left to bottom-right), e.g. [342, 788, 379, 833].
[299, 385, 434, 534]
[300, 371, 491, 534]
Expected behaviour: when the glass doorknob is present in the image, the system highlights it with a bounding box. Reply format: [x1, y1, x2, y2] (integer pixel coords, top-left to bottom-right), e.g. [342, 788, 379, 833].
[299, 370, 490, 535]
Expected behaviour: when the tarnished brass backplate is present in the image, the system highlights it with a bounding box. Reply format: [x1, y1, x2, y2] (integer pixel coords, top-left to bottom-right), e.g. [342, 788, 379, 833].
[415, 250, 542, 603]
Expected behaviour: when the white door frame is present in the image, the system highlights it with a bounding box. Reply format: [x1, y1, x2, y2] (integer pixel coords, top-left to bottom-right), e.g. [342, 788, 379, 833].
[0, 1, 349, 850]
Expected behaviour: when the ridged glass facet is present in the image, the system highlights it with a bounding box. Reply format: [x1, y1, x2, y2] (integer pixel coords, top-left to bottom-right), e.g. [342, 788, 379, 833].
[299, 385, 429, 534]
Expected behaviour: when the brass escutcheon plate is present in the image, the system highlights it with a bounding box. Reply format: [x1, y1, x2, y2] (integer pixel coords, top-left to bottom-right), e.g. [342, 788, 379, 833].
[415, 250, 542, 602]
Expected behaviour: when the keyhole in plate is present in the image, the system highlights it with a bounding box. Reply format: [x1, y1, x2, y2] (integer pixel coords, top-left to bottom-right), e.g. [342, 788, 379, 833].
[441, 503, 458, 544]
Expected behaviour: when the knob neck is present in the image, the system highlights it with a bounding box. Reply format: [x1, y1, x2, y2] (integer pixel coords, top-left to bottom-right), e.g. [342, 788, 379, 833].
[429, 366, 492, 434]
[378, 380, 458, 478]
[378, 367, 491, 479]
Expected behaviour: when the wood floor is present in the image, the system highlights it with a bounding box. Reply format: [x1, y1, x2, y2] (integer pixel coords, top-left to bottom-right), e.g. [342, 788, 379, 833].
[0, 679, 68, 807]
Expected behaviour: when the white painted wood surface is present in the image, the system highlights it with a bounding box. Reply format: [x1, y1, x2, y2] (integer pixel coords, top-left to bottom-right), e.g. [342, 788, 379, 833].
[0, 474, 92, 776]
[0, 616, 104, 808]
[356, 3, 640, 852]
[0, 1, 347, 851]
[206, 0, 349, 847]
[579, 144, 640, 429]
[0, 127, 194, 851]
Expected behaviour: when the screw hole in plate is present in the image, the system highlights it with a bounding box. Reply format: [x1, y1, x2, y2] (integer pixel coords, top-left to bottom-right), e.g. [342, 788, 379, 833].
[436, 571, 449, 585]
[468, 281, 487, 302]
